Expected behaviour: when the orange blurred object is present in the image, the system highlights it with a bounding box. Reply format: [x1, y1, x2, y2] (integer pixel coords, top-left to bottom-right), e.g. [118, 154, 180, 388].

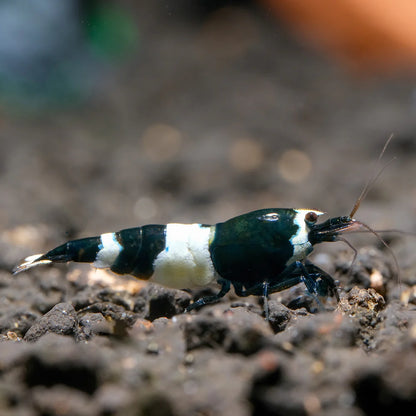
[260, 0, 416, 74]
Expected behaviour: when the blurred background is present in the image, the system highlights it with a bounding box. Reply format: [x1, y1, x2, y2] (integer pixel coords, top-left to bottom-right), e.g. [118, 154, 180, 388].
[1, 0, 416, 255]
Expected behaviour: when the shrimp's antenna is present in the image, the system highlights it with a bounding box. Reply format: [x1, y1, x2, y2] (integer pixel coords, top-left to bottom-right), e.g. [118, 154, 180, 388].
[337, 236, 358, 277]
[349, 134, 395, 218]
[354, 220, 400, 282]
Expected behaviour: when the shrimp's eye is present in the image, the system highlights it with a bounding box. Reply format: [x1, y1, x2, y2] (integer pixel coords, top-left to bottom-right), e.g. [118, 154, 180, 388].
[305, 211, 318, 224]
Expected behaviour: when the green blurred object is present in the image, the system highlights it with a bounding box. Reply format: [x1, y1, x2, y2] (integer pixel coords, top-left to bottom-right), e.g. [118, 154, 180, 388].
[86, 4, 139, 59]
[0, 0, 139, 115]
